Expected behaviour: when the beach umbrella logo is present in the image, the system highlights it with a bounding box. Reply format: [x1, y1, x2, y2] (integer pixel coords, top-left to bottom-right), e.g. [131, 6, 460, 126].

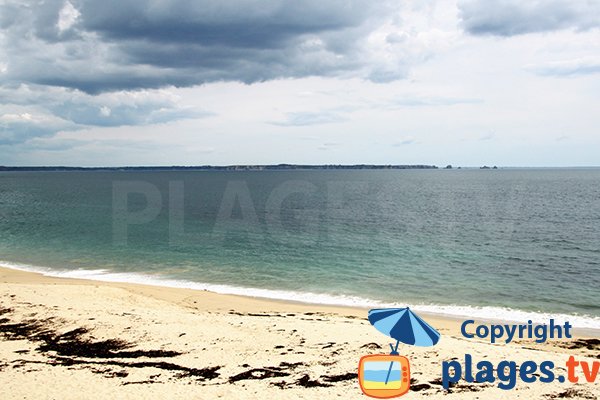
[358, 307, 441, 398]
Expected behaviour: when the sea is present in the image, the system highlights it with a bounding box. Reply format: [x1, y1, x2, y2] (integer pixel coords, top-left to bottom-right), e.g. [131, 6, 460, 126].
[1, 168, 599, 329]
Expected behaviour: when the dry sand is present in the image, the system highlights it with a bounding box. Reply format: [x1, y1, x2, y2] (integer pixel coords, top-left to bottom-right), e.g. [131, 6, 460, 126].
[1, 266, 599, 399]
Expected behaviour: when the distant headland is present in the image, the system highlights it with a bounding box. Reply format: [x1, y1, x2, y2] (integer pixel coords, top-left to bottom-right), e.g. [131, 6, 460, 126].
[0, 164, 439, 171]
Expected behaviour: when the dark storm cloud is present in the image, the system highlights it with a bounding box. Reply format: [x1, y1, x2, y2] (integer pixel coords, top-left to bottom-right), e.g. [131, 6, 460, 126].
[458, 0, 600, 36]
[0, 0, 405, 142]
[1, 0, 395, 93]
[79, 1, 368, 47]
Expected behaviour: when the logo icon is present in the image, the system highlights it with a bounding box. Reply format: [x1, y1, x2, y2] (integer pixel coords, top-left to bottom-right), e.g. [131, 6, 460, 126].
[359, 353, 411, 398]
[359, 307, 441, 398]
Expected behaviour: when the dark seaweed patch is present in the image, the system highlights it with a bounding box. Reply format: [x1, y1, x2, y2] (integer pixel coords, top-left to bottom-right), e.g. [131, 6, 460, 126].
[122, 380, 158, 386]
[564, 339, 600, 351]
[0, 314, 220, 381]
[228, 311, 285, 318]
[0, 319, 54, 341]
[411, 383, 432, 391]
[321, 372, 357, 382]
[107, 370, 129, 378]
[295, 374, 332, 387]
[50, 356, 221, 380]
[360, 342, 382, 350]
[543, 388, 597, 399]
[270, 374, 333, 388]
[229, 368, 290, 383]
[0, 321, 182, 359]
[279, 361, 305, 369]
[429, 378, 456, 388]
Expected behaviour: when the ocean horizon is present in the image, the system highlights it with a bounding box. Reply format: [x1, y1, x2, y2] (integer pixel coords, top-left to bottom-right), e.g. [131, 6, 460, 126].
[1, 168, 599, 330]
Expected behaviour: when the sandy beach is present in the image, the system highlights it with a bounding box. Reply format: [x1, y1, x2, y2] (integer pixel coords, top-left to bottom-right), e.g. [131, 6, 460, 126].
[1, 265, 599, 399]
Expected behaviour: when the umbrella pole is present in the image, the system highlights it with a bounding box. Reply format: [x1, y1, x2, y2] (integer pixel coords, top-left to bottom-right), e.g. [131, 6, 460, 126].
[384, 340, 400, 385]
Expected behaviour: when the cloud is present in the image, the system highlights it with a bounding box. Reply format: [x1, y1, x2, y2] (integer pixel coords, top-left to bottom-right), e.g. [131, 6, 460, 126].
[5, 135, 177, 154]
[318, 141, 342, 151]
[0, 84, 207, 143]
[392, 137, 417, 146]
[57, 2, 80, 33]
[0, 0, 415, 94]
[458, 0, 600, 36]
[1, 1, 445, 144]
[525, 57, 600, 77]
[387, 95, 483, 108]
[16, 137, 86, 151]
[0, 109, 76, 145]
[45, 89, 211, 127]
[270, 111, 347, 127]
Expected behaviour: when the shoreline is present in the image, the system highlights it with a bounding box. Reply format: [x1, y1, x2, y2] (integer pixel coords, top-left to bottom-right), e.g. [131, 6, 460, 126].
[1, 263, 599, 337]
[0, 264, 446, 325]
[2, 265, 600, 399]
[4, 264, 599, 339]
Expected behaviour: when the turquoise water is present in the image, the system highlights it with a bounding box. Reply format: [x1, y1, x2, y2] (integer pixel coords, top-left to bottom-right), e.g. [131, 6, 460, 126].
[1, 169, 599, 328]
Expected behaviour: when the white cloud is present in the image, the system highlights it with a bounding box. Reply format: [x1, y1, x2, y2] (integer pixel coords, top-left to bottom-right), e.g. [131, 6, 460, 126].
[0, 84, 209, 138]
[0, 112, 34, 122]
[57, 2, 80, 33]
[458, 0, 600, 36]
[270, 111, 347, 127]
[525, 57, 600, 76]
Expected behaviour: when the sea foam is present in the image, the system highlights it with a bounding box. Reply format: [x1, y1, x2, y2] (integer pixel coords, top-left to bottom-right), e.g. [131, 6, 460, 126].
[3, 260, 599, 332]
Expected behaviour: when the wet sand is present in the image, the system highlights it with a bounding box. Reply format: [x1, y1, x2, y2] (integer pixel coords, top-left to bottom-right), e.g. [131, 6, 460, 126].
[1, 266, 599, 399]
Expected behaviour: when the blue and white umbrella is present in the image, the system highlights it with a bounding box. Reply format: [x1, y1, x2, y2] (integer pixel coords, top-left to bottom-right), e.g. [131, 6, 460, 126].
[368, 307, 440, 347]
[368, 307, 440, 384]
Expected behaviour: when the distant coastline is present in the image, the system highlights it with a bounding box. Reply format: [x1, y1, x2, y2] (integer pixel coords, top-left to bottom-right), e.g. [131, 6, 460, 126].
[3, 165, 598, 172]
[0, 164, 439, 171]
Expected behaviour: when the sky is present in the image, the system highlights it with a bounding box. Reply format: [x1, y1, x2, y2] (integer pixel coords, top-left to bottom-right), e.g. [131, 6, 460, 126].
[0, 0, 599, 167]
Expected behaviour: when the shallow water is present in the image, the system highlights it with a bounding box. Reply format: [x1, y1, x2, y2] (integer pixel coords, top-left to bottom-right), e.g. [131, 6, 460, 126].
[1, 168, 598, 327]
